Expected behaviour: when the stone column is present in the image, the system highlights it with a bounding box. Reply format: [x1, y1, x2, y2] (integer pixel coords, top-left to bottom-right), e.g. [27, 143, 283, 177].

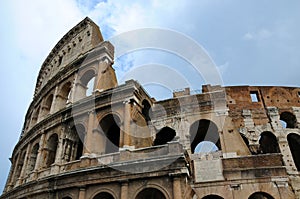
[50, 86, 58, 114]
[84, 111, 104, 154]
[120, 180, 129, 199]
[171, 174, 182, 199]
[51, 131, 64, 174]
[9, 154, 21, 189]
[78, 187, 86, 199]
[17, 143, 31, 185]
[123, 101, 131, 148]
[69, 73, 78, 103]
[35, 133, 46, 170]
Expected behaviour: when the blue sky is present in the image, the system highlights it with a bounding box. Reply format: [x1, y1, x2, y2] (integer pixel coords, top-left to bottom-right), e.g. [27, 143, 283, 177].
[0, 0, 300, 193]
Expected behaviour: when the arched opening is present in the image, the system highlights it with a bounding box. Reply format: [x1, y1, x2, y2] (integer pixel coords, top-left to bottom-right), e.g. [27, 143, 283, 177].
[14, 151, 26, 182]
[153, 127, 176, 146]
[135, 188, 166, 199]
[42, 94, 54, 116]
[93, 192, 115, 199]
[202, 195, 224, 199]
[280, 111, 297, 128]
[189, 119, 221, 153]
[46, 134, 58, 167]
[258, 131, 280, 154]
[28, 143, 39, 172]
[80, 70, 96, 97]
[142, 100, 152, 123]
[64, 124, 86, 162]
[57, 82, 72, 110]
[74, 124, 86, 160]
[248, 192, 274, 199]
[194, 141, 219, 153]
[31, 106, 40, 126]
[287, 133, 300, 171]
[99, 114, 121, 154]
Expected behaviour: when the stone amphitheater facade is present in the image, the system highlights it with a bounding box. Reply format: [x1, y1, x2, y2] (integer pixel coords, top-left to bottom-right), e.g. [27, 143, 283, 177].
[1, 17, 300, 199]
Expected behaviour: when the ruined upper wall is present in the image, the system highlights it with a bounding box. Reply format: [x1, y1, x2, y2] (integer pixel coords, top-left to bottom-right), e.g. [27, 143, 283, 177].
[34, 17, 104, 97]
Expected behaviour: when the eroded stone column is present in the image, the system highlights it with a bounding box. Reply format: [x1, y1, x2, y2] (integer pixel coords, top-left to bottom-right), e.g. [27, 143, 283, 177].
[171, 174, 182, 199]
[123, 101, 131, 148]
[17, 143, 31, 185]
[35, 133, 46, 170]
[78, 187, 86, 199]
[120, 180, 129, 199]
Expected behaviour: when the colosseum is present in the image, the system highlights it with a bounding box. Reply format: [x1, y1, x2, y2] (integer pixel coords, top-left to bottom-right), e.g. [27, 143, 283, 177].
[1, 17, 300, 199]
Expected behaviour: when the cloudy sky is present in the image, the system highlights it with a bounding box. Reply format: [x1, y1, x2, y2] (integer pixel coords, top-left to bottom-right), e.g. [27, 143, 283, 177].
[0, 0, 300, 192]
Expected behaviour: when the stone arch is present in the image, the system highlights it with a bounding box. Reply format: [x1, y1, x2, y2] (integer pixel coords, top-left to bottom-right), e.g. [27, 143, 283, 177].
[280, 111, 297, 128]
[270, 87, 292, 103]
[31, 106, 40, 126]
[78, 69, 96, 98]
[189, 119, 221, 153]
[13, 150, 26, 182]
[258, 131, 280, 154]
[202, 195, 224, 199]
[142, 99, 152, 123]
[287, 133, 300, 171]
[42, 94, 54, 116]
[135, 188, 167, 199]
[28, 143, 39, 172]
[153, 126, 176, 146]
[91, 190, 116, 199]
[56, 81, 72, 110]
[248, 192, 275, 199]
[45, 133, 59, 167]
[62, 197, 72, 199]
[99, 114, 121, 154]
[64, 124, 86, 161]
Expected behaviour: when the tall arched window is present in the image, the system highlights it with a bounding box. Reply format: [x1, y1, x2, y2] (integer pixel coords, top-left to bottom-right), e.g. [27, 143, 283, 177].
[99, 114, 121, 154]
[287, 133, 300, 171]
[258, 131, 280, 154]
[46, 134, 58, 167]
[93, 192, 115, 199]
[153, 126, 176, 146]
[135, 188, 166, 199]
[79, 70, 96, 97]
[28, 143, 39, 172]
[248, 192, 274, 199]
[142, 100, 151, 123]
[31, 106, 40, 126]
[189, 119, 221, 153]
[280, 111, 297, 128]
[56, 82, 72, 110]
[42, 94, 54, 117]
[13, 151, 26, 182]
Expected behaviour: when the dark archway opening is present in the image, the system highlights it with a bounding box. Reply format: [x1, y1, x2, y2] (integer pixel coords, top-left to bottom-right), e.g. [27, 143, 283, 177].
[280, 111, 297, 128]
[189, 119, 221, 153]
[93, 192, 114, 199]
[46, 133, 58, 167]
[99, 114, 121, 154]
[135, 188, 166, 199]
[154, 127, 176, 146]
[28, 143, 39, 172]
[287, 133, 300, 171]
[248, 192, 274, 199]
[142, 100, 152, 123]
[258, 131, 280, 154]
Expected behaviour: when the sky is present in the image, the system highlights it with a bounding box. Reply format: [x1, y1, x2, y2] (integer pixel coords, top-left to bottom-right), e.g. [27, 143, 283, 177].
[0, 0, 300, 193]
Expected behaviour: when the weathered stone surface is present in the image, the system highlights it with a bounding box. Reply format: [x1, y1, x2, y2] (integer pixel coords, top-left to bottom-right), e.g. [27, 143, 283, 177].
[1, 18, 300, 199]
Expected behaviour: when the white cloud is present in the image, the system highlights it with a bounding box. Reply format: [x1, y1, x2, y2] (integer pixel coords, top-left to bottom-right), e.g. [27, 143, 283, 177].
[243, 28, 273, 41]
